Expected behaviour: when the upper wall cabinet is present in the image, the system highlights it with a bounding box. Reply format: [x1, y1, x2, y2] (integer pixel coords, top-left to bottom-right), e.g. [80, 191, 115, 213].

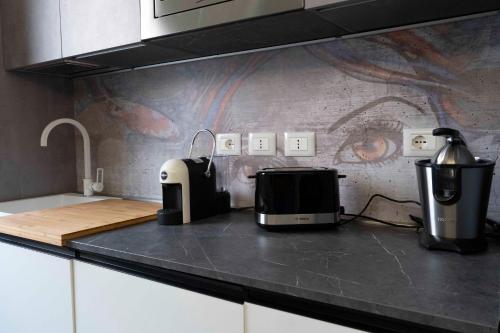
[2, 0, 500, 76]
[60, 0, 141, 57]
[0, 0, 62, 69]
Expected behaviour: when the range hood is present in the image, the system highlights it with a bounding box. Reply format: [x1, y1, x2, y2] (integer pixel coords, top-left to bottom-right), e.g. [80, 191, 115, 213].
[21, 0, 500, 77]
[81, 0, 346, 72]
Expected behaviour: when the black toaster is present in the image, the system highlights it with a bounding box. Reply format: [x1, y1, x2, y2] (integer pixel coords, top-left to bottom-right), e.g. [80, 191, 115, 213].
[254, 167, 344, 229]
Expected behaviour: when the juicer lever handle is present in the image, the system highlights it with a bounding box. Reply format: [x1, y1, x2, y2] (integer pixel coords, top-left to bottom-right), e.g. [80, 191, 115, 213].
[432, 128, 466, 144]
[432, 128, 460, 138]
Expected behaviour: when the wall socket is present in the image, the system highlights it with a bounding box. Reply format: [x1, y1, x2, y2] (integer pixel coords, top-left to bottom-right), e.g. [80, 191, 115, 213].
[248, 132, 276, 156]
[284, 132, 315, 157]
[215, 133, 241, 156]
[403, 128, 445, 157]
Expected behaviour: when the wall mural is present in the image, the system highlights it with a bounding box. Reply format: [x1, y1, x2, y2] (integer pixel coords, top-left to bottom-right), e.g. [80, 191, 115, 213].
[74, 13, 500, 221]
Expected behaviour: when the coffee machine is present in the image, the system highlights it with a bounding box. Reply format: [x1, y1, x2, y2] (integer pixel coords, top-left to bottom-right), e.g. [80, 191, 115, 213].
[415, 128, 495, 253]
[157, 129, 230, 225]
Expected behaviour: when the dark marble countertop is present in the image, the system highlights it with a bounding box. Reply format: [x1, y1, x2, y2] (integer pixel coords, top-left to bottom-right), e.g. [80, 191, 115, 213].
[69, 212, 500, 333]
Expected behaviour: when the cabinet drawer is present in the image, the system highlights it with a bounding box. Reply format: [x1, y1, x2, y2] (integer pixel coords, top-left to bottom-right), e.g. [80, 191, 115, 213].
[0, 242, 74, 333]
[74, 261, 244, 333]
[245, 303, 366, 333]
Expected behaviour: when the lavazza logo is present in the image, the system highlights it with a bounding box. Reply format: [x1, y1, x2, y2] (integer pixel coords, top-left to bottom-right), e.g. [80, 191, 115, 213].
[438, 217, 455, 223]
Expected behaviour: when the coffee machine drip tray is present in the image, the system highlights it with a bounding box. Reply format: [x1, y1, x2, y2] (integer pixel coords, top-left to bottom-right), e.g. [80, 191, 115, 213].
[418, 231, 487, 254]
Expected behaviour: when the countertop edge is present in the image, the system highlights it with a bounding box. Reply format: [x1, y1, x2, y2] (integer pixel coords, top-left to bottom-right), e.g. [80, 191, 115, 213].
[74, 247, 460, 333]
[68, 239, 494, 333]
[2, 228, 498, 333]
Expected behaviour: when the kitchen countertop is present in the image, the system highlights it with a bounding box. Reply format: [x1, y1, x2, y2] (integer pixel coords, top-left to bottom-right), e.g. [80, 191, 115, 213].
[69, 211, 500, 333]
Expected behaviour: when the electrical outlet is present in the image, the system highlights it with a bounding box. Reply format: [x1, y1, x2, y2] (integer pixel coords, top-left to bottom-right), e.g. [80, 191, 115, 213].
[403, 128, 445, 157]
[284, 132, 315, 157]
[215, 133, 241, 156]
[248, 132, 276, 156]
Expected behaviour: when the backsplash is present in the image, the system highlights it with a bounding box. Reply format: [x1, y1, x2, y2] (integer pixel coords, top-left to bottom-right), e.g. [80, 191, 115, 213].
[74, 14, 500, 221]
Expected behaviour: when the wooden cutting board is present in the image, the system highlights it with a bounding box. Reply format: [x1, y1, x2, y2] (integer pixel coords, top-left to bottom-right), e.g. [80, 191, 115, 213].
[0, 199, 161, 246]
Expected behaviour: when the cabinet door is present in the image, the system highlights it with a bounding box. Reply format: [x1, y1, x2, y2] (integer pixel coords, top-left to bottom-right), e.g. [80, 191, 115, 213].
[74, 261, 244, 333]
[60, 0, 141, 57]
[0, 242, 74, 333]
[0, 0, 62, 69]
[245, 303, 366, 333]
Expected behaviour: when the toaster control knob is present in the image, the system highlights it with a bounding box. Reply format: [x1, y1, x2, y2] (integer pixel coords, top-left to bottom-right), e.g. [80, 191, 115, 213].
[161, 171, 168, 180]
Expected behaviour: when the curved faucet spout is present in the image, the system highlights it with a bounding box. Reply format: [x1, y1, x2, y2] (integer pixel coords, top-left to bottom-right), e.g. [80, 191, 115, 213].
[41, 118, 92, 194]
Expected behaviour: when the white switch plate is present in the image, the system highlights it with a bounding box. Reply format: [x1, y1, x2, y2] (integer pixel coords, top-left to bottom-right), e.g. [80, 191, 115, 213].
[403, 128, 445, 157]
[248, 132, 276, 156]
[215, 133, 241, 156]
[284, 132, 315, 157]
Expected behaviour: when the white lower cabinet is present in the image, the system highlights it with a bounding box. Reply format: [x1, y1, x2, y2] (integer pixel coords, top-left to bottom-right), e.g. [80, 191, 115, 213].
[244, 303, 365, 333]
[0, 242, 75, 333]
[73, 261, 244, 333]
[0, 241, 367, 333]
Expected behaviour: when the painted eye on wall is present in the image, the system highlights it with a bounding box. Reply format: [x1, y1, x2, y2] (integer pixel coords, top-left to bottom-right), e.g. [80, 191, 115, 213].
[334, 121, 403, 165]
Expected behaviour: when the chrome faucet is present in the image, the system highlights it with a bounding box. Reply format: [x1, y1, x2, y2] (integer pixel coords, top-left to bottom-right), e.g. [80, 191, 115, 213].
[40, 118, 103, 196]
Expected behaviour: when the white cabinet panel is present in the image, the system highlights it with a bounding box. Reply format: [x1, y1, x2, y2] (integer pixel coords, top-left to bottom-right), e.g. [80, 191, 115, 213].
[0, 242, 74, 333]
[245, 303, 366, 333]
[0, 0, 62, 69]
[74, 261, 244, 333]
[60, 0, 141, 57]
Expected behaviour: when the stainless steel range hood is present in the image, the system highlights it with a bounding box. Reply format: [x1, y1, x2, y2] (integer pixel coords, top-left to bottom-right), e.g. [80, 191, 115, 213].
[20, 0, 500, 77]
[141, 0, 307, 40]
[102, 0, 499, 70]
[78, 0, 347, 73]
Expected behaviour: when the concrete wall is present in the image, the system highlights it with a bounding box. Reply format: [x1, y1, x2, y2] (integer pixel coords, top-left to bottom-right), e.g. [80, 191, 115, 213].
[74, 14, 500, 221]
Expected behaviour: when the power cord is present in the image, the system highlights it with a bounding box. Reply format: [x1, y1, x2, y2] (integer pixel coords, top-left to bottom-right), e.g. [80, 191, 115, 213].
[339, 194, 421, 229]
[232, 194, 422, 229]
[233, 195, 499, 236]
[342, 213, 420, 229]
[486, 218, 500, 239]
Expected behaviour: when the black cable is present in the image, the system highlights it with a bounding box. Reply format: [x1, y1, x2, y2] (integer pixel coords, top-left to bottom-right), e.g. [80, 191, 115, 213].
[408, 214, 424, 226]
[486, 218, 500, 239]
[409, 214, 425, 233]
[340, 193, 421, 229]
[342, 193, 420, 223]
[232, 194, 422, 229]
[486, 218, 500, 231]
[341, 213, 419, 229]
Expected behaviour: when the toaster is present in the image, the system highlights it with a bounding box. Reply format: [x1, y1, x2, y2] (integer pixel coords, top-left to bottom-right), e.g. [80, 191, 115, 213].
[254, 167, 344, 229]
